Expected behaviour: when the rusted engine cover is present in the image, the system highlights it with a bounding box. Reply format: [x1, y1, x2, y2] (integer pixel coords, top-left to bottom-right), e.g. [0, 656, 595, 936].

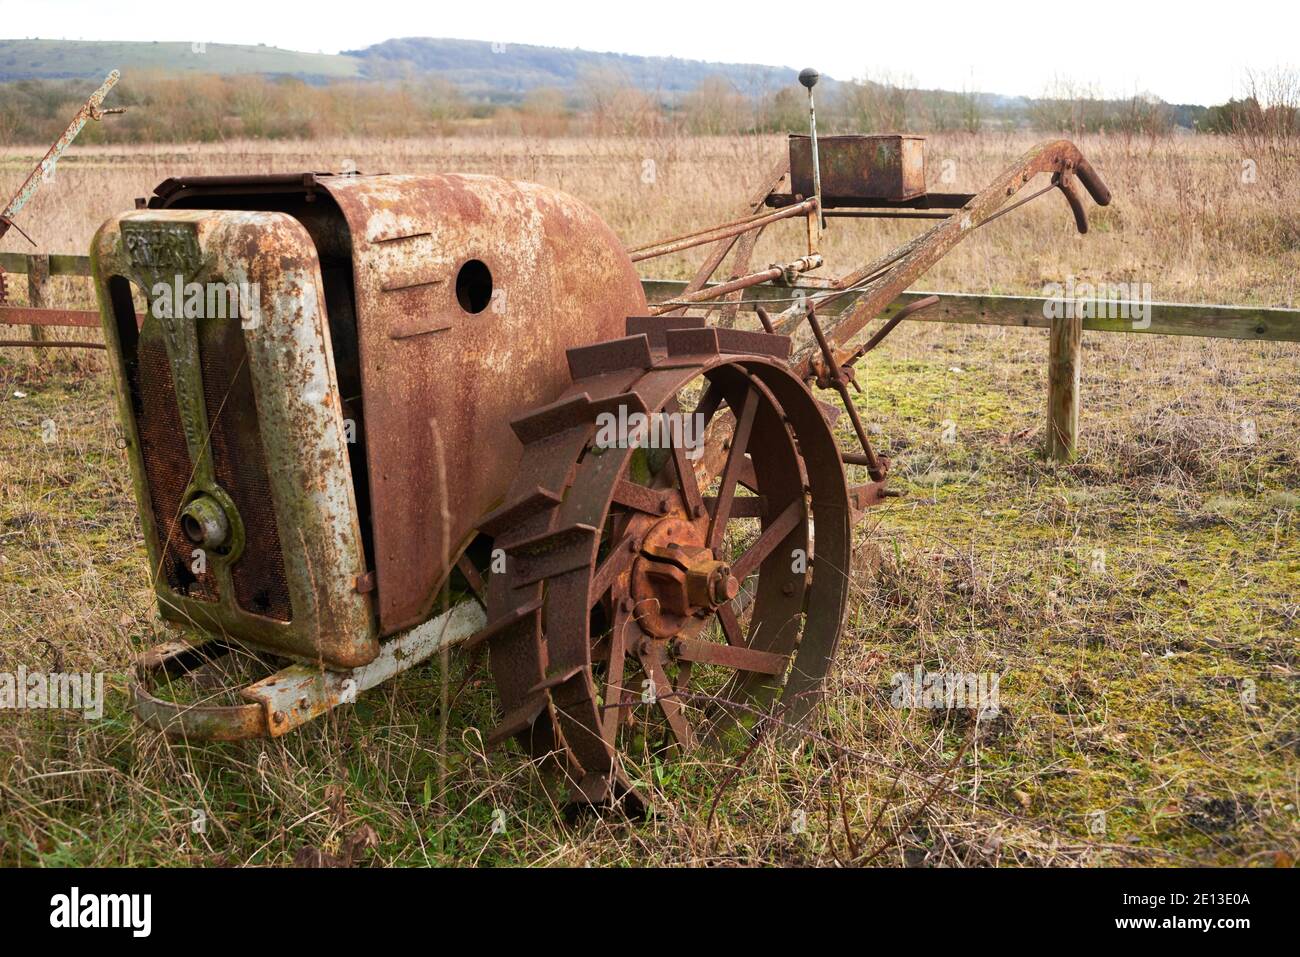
[789, 134, 927, 205]
[320, 174, 646, 634]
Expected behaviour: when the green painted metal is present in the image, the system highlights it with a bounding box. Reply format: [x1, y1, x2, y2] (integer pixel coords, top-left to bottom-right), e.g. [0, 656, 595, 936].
[0, 252, 94, 276]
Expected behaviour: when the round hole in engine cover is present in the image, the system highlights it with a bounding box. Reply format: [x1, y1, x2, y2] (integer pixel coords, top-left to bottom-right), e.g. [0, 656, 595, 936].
[455, 259, 493, 314]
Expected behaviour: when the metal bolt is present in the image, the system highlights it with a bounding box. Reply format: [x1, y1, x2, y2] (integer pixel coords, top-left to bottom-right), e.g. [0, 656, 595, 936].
[711, 569, 740, 605]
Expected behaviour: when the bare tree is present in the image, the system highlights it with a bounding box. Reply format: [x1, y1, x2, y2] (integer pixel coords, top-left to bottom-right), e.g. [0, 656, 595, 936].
[842, 71, 916, 133]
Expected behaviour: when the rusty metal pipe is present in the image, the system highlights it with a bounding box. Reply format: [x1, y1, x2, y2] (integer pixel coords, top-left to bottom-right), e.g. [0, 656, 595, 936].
[630, 200, 816, 263]
[651, 266, 782, 312]
[0, 306, 103, 328]
[849, 294, 941, 360]
[0, 71, 120, 243]
[825, 210, 950, 220]
[804, 307, 882, 480]
[627, 203, 804, 254]
[650, 255, 822, 315]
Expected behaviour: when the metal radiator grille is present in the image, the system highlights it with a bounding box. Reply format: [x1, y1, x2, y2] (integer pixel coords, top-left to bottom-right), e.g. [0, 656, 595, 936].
[199, 319, 294, 622]
[133, 328, 220, 601]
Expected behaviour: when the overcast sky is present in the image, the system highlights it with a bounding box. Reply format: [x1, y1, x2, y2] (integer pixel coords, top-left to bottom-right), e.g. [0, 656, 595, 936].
[6, 0, 1296, 106]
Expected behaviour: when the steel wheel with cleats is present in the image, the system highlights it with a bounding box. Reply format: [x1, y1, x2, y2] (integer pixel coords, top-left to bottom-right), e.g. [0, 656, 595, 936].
[481, 322, 851, 810]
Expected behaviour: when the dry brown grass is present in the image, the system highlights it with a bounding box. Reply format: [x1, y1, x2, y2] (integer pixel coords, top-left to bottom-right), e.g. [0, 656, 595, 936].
[0, 132, 1296, 867]
[3, 131, 1300, 308]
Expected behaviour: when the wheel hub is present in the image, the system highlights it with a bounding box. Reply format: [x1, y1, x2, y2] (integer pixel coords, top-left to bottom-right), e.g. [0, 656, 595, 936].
[630, 516, 739, 639]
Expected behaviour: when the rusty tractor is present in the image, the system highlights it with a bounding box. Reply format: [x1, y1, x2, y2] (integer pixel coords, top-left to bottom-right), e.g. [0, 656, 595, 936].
[93, 69, 1110, 810]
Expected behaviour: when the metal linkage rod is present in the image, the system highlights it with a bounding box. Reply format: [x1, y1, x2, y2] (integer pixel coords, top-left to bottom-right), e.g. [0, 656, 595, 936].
[630, 200, 816, 263]
[0, 71, 123, 244]
[650, 254, 822, 315]
[804, 307, 883, 481]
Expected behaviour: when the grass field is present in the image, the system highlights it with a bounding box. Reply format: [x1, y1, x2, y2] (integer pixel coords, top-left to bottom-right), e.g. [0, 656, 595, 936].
[0, 133, 1297, 866]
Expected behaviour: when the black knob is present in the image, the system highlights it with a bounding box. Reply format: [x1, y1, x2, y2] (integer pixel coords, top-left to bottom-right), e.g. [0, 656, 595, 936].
[798, 68, 820, 89]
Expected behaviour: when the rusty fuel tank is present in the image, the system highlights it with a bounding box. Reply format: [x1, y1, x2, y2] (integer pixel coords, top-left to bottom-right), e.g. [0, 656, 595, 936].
[789, 133, 927, 205]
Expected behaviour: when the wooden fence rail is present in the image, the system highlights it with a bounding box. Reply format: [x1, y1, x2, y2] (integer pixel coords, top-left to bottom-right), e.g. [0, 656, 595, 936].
[642, 280, 1300, 462]
[2, 254, 1298, 461]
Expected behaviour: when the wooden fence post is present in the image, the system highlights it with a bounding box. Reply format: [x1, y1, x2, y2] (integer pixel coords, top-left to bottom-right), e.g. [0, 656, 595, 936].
[27, 253, 49, 344]
[1047, 313, 1082, 461]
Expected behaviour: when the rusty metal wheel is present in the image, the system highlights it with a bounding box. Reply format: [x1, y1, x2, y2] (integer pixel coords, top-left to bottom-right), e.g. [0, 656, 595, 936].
[481, 325, 850, 810]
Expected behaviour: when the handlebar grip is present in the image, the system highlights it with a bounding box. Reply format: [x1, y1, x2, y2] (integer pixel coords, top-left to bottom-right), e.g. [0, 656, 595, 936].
[1074, 157, 1112, 207]
[1056, 173, 1090, 234]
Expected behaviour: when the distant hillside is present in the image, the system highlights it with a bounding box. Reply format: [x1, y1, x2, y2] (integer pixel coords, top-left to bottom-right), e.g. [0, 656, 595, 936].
[345, 37, 817, 103]
[0, 38, 361, 81]
[0, 36, 1209, 132]
[0, 36, 812, 99]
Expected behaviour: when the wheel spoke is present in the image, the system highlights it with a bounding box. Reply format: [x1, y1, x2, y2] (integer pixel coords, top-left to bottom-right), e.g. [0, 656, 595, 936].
[637, 644, 696, 749]
[588, 534, 636, 608]
[671, 636, 786, 675]
[693, 380, 725, 424]
[717, 602, 745, 646]
[736, 456, 759, 493]
[732, 499, 804, 583]
[601, 604, 634, 743]
[670, 431, 705, 520]
[704, 494, 764, 518]
[612, 480, 674, 515]
[708, 387, 759, 551]
[673, 659, 693, 694]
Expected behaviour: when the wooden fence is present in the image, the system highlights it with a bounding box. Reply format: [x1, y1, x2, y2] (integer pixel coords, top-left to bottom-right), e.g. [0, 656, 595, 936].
[0, 251, 101, 350]
[2, 253, 1297, 461]
[643, 280, 1299, 463]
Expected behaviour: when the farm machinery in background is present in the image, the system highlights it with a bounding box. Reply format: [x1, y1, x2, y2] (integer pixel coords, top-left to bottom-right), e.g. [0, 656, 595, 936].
[93, 68, 1110, 810]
